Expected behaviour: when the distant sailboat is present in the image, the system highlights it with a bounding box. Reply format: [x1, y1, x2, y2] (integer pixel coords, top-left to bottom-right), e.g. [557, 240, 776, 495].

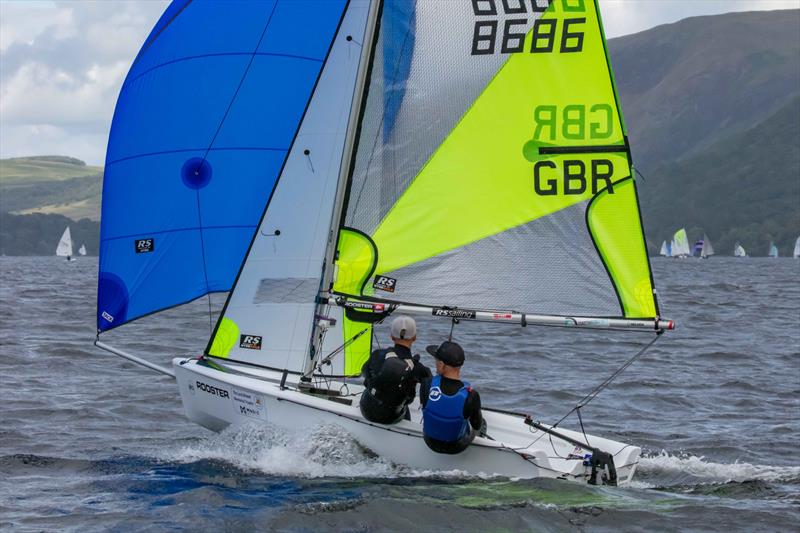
[56, 226, 74, 261]
[672, 228, 691, 258]
[793, 237, 799, 258]
[734, 243, 746, 257]
[700, 235, 714, 259]
[79, 244, 87, 256]
[768, 242, 779, 258]
[692, 239, 704, 257]
[659, 240, 671, 257]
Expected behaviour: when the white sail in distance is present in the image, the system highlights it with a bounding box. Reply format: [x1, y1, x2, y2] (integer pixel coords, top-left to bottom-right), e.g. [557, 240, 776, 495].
[769, 242, 779, 258]
[79, 244, 87, 256]
[734, 243, 746, 257]
[56, 227, 73, 257]
[659, 240, 669, 257]
[700, 235, 714, 258]
[793, 237, 799, 258]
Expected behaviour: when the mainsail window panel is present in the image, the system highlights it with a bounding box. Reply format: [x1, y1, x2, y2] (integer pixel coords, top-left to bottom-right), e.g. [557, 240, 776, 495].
[254, 278, 320, 304]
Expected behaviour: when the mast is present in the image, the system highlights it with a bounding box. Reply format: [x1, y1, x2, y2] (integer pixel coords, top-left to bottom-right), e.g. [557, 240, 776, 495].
[309, 0, 383, 373]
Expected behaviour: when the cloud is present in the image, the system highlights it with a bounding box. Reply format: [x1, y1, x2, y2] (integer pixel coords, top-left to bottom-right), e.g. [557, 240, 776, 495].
[1, 0, 798, 165]
[0, 0, 167, 165]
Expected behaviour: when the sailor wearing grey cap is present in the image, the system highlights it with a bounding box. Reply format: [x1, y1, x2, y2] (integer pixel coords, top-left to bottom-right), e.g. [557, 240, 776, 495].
[419, 341, 485, 454]
[359, 315, 432, 425]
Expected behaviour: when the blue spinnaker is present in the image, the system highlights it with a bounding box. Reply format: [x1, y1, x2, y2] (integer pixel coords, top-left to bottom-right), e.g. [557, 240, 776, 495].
[98, 0, 348, 331]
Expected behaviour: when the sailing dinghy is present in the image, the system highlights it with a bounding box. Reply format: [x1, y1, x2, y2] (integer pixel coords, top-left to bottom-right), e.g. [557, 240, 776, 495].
[659, 240, 671, 257]
[794, 237, 799, 258]
[95, 0, 674, 485]
[734, 243, 747, 257]
[700, 235, 714, 259]
[79, 244, 87, 256]
[671, 228, 691, 258]
[56, 226, 74, 261]
[769, 242, 779, 258]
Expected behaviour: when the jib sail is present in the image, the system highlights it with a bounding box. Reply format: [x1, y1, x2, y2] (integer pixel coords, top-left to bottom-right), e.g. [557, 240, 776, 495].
[97, 0, 350, 331]
[332, 0, 660, 322]
[203, 0, 374, 374]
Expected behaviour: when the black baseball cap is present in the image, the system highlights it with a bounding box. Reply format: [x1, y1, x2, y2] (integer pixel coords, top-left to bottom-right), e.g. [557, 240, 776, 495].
[426, 341, 465, 367]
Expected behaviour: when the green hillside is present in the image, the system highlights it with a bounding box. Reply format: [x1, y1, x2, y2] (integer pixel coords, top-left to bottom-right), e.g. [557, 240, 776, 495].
[0, 155, 102, 185]
[0, 156, 103, 221]
[0, 212, 98, 256]
[641, 95, 800, 257]
[610, 9, 800, 168]
[608, 9, 800, 255]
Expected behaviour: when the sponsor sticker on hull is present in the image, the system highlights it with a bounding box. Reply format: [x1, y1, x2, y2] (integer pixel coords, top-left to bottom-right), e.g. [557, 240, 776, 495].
[195, 380, 229, 399]
[232, 388, 266, 420]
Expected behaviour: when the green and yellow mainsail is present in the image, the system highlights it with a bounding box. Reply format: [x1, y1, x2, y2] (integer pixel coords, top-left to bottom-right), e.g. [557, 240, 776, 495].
[334, 0, 659, 348]
[205, 0, 664, 377]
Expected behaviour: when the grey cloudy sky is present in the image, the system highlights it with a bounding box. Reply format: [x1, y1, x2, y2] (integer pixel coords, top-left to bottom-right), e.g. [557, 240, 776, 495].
[1, 0, 798, 165]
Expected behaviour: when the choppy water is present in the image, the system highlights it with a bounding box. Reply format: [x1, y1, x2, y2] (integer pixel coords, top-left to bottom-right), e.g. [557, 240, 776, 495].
[1, 256, 798, 532]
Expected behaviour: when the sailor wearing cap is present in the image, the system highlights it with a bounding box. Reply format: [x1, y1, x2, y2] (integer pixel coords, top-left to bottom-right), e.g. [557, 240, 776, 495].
[420, 341, 485, 454]
[359, 315, 432, 424]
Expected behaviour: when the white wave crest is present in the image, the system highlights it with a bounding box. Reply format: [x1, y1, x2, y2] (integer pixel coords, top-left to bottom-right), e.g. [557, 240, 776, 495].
[640, 451, 800, 483]
[161, 422, 406, 478]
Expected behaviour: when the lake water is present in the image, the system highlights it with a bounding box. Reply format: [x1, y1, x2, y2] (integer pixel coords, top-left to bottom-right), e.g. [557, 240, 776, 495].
[1, 256, 798, 531]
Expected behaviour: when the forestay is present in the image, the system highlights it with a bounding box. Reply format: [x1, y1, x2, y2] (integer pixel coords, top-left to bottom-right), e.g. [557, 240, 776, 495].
[97, 0, 349, 331]
[332, 0, 660, 322]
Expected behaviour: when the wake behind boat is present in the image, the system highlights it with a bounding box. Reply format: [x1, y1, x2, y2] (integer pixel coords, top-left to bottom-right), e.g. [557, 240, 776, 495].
[94, 0, 673, 485]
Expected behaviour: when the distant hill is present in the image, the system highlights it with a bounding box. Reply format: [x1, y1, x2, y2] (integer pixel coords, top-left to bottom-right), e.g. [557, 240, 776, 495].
[0, 156, 103, 222]
[609, 9, 800, 255]
[0, 212, 98, 256]
[641, 95, 800, 257]
[0, 10, 798, 256]
[610, 9, 800, 169]
[0, 155, 102, 185]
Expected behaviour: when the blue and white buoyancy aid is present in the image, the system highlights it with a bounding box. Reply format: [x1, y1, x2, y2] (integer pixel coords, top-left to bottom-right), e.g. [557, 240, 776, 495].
[422, 375, 470, 442]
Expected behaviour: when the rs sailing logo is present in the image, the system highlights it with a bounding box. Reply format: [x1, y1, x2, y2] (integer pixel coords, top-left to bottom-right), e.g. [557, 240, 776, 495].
[134, 238, 154, 253]
[239, 335, 262, 350]
[373, 275, 397, 293]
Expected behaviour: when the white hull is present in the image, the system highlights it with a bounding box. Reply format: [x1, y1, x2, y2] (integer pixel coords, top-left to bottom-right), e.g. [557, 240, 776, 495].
[173, 357, 640, 484]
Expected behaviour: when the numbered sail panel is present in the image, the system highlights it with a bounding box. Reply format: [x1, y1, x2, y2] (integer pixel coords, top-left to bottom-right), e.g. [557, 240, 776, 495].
[336, 0, 658, 319]
[205, 1, 371, 373]
[96, 0, 348, 331]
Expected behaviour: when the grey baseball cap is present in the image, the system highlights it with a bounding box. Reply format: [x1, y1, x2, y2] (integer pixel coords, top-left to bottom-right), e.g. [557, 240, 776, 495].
[390, 315, 416, 339]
